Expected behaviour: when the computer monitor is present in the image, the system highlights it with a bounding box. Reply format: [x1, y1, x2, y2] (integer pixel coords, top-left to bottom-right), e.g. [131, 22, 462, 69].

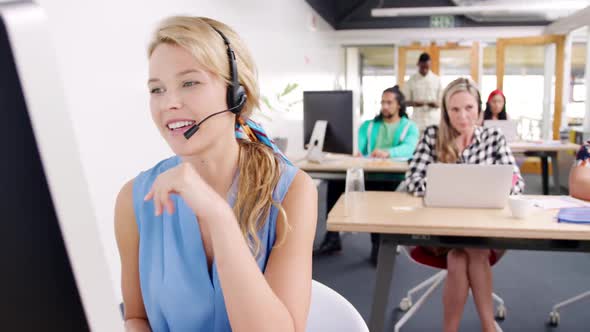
[0, 3, 122, 331]
[303, 90, 353, 154]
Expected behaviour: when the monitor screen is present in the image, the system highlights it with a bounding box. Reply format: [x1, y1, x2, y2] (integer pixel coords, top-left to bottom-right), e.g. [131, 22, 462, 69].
[0, 3, 122, 331]
[303, 91, 353, 155]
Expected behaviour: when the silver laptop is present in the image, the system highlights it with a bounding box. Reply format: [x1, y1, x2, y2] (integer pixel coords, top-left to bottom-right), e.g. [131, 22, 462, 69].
[484, 120, 519, 142]
[424, 164, 513, 208]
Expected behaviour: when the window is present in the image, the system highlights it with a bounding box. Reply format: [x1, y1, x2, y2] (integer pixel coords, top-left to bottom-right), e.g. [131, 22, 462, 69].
[566, 42, 587, 126]
[359, 46, 396, 122]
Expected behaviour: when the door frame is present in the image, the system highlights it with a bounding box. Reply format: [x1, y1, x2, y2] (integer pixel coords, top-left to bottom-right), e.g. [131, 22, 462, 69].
[397, 43, 433, 87]
[496, 35, 566, 139]
[397, 41, 480, 87]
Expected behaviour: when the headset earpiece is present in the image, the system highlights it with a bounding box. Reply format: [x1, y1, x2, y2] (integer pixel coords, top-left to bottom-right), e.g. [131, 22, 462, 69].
[229, 84, 246, 114]
[210, 25, 246, 115]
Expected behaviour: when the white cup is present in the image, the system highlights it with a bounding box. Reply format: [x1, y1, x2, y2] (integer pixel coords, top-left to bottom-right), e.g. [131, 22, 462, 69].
[508, 196, 535, 219]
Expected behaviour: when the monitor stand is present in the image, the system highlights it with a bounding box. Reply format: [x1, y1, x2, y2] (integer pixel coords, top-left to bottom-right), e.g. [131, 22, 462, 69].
[305, 120, 327, 163]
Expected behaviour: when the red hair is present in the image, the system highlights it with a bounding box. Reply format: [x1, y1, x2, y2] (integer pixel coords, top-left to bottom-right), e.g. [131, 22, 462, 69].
[487, 89, 505, 103]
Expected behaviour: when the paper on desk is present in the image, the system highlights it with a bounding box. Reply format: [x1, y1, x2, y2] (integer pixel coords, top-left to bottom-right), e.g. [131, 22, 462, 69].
[520, 140, 563, 145]
[390, 157, 410, 162]
[528, 196, 590, 209]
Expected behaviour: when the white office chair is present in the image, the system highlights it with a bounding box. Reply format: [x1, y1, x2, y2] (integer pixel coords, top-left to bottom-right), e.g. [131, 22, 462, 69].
[306, 280, 369, 332]
[393, 246, 506, 332]
[547, 290, 590, 326]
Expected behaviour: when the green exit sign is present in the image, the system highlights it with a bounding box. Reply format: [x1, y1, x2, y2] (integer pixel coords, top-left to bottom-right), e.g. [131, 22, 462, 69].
[430, 15, 455, 28]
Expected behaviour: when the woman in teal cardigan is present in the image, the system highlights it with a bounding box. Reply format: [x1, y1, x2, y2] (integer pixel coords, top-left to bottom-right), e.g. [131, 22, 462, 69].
[358, 86, 419, 159]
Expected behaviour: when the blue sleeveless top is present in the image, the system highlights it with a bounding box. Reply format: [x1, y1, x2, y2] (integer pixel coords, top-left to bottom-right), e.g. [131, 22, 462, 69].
[132, 155, 298, 331]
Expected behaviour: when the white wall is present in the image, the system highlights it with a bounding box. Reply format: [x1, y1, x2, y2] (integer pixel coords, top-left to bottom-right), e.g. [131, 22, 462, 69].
[35, 0, 342, 298]
[345, 47, 361, 155]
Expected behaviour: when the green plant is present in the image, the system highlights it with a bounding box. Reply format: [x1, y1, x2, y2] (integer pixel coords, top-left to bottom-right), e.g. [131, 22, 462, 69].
[260, 82, 302, 118]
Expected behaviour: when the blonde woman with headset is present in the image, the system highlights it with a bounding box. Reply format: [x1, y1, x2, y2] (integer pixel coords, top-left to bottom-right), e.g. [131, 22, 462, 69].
[402, 78, 524, 332]
[115, 16, 317, 332]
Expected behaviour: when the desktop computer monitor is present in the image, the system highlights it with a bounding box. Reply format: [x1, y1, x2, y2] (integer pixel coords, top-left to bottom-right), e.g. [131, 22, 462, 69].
[0, 3, 122, 331]
[303, 90, 353, 155]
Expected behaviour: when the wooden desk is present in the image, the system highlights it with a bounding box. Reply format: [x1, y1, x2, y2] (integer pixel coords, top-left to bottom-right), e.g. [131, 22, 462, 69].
[295, 154, 409, 246]
[509, 142, 580, 153]
[293, 154, 408, 181]
[327, 191, 590, 332]
[508, 142, 580, 195]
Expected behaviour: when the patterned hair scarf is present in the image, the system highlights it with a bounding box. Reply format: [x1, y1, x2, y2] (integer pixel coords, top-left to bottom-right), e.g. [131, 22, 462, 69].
[235, 117, 292, 166]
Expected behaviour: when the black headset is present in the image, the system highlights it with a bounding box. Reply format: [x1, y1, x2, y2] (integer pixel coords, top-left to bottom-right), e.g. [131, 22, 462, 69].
[182, 25, 248, 140]
[210, 26, 247, 114]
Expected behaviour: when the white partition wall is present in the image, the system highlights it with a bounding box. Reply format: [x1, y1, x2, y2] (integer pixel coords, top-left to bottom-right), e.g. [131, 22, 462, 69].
[542, 43, 556, 140]
[346, 47, 361, 155]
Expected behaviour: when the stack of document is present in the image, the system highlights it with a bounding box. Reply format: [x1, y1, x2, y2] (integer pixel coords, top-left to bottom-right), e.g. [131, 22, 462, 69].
[557, 207, 590, 224]
[529, 196, 590, 209]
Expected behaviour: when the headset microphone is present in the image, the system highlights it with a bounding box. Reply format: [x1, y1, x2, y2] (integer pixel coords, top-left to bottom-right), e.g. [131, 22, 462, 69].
[184, 25, 247, 140]
[183, 96, 246, 140]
